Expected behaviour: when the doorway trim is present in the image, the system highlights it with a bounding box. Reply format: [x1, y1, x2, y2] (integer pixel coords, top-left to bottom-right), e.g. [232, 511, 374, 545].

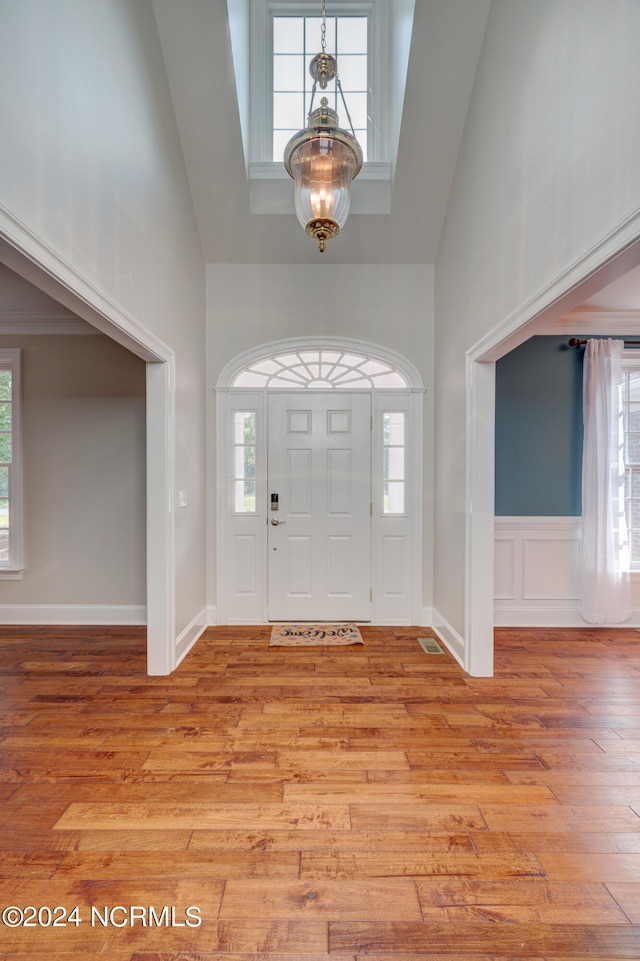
[0, 206, 176, 675]
[216, 336, 424, 626]
[465, 209, 640, 677]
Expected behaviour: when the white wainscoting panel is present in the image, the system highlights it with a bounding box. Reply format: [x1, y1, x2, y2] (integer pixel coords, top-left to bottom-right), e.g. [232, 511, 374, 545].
[495, 517, 640, 626]
[522, 535, 581, 601]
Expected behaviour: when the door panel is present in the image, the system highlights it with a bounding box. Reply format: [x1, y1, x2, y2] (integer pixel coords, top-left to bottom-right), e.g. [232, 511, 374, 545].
[267, 392, 371, 621]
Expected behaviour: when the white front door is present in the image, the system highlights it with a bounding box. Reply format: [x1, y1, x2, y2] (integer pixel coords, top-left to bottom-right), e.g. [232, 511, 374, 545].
[267, 392, 372, 621]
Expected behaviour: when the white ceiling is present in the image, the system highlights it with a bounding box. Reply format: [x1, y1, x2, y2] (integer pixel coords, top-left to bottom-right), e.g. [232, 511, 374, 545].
[152, 0, 492, 264]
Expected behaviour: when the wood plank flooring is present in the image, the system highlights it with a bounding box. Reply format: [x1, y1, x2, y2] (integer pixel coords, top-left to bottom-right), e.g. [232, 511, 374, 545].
[0, 624, 640, 959]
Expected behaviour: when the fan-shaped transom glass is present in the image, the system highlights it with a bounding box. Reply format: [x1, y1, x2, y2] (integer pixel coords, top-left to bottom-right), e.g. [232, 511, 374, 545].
[232, 349, 407, 389]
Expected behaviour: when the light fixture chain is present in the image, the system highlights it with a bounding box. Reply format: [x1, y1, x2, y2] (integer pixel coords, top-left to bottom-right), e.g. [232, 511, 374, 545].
[307, 77, 318, 122]
[320, 0, 327, 52]
[283, 0, 363, 253]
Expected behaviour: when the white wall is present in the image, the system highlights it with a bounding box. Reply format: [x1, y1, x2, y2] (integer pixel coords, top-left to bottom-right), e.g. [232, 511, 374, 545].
[435, 0, 640, 661]
[0, 0, 206, 643]
[206, 263, 434, 618]
[0, 335, 146, 620]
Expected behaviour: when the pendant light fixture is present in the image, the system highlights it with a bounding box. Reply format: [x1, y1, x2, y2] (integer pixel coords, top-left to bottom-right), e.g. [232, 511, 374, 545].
[284, 1, 363, 253]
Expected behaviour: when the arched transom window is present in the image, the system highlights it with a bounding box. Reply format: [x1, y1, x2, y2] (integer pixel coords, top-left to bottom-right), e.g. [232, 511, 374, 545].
[232, 348, 407, 390]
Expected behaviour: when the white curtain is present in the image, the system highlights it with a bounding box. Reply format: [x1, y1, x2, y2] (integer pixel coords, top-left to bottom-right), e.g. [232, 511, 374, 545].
[581, 338, 630, 624]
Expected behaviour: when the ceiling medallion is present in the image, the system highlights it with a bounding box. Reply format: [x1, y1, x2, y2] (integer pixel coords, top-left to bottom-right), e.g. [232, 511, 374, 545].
[283, 1, 363, 253]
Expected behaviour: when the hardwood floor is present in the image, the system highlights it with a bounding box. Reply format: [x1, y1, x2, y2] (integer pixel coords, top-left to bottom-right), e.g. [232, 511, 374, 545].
[1, 624, 640, 959]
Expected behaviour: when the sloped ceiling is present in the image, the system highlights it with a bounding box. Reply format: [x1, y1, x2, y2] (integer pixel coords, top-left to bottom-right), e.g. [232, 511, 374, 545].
[5, 1, 640, 333]
[152, 0, 492, 265]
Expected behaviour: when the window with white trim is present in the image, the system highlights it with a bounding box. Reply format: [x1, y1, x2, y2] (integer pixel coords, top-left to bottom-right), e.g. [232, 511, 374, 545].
[226, 0, 414, 215]
[232, 348, 407, 389]
[233, 411, 257, 513]
[252, 1, 379, 165]
[272, 11, 369, 161]
[622, 357, 640, 570]
[383, 411, 405, 514]
[0, 350, 23, 575]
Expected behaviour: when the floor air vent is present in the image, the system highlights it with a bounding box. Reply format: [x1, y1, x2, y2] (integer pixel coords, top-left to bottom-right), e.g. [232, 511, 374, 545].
[418, 636, 444, 655]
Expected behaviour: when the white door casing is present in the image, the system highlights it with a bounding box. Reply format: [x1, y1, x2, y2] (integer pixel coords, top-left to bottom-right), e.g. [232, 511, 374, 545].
[216, 337, 424, 626]
[267, 392, 372, 621]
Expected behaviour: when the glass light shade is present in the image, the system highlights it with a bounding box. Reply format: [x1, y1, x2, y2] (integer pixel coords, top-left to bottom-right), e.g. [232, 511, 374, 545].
[289, 135, 358, 227]
[284, 102, 362, 252]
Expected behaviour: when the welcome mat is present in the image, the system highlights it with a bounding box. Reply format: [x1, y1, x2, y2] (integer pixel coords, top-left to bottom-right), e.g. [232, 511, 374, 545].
[269, 623, 363, 647]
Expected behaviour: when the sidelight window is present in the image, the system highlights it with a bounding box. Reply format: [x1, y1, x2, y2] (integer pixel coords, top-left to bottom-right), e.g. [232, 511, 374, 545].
[383, 411, 405, 514]
[233, 411, 257, 513]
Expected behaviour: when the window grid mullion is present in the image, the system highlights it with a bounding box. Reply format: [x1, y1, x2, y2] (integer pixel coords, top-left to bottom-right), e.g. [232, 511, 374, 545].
[271, 9, 368, 162]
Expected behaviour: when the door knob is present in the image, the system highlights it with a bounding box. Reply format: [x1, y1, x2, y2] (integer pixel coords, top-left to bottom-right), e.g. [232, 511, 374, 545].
[270, 518, 286, 526]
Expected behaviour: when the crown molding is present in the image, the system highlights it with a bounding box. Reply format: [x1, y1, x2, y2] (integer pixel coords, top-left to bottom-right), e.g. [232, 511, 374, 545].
[550, 305, 640, 335]
[0, 310, 97, 336]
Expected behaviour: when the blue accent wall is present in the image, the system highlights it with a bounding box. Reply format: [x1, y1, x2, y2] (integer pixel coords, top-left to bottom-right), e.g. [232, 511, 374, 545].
[495, 336, 583, 516]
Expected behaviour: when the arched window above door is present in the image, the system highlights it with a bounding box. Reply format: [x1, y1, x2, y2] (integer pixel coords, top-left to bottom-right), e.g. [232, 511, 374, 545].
[232, 347, 408, 390]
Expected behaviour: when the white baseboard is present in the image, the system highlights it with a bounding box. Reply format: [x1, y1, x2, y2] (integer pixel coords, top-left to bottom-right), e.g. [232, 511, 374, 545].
[430, 607, 465, 667]
[418, 606, 433, 627]
[0, 604, 146, 625]
[494, 606, 640, 628]
[206, 605, 218, 626]
[175, 607, 208, 667]
[494, 606, 582, 627]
